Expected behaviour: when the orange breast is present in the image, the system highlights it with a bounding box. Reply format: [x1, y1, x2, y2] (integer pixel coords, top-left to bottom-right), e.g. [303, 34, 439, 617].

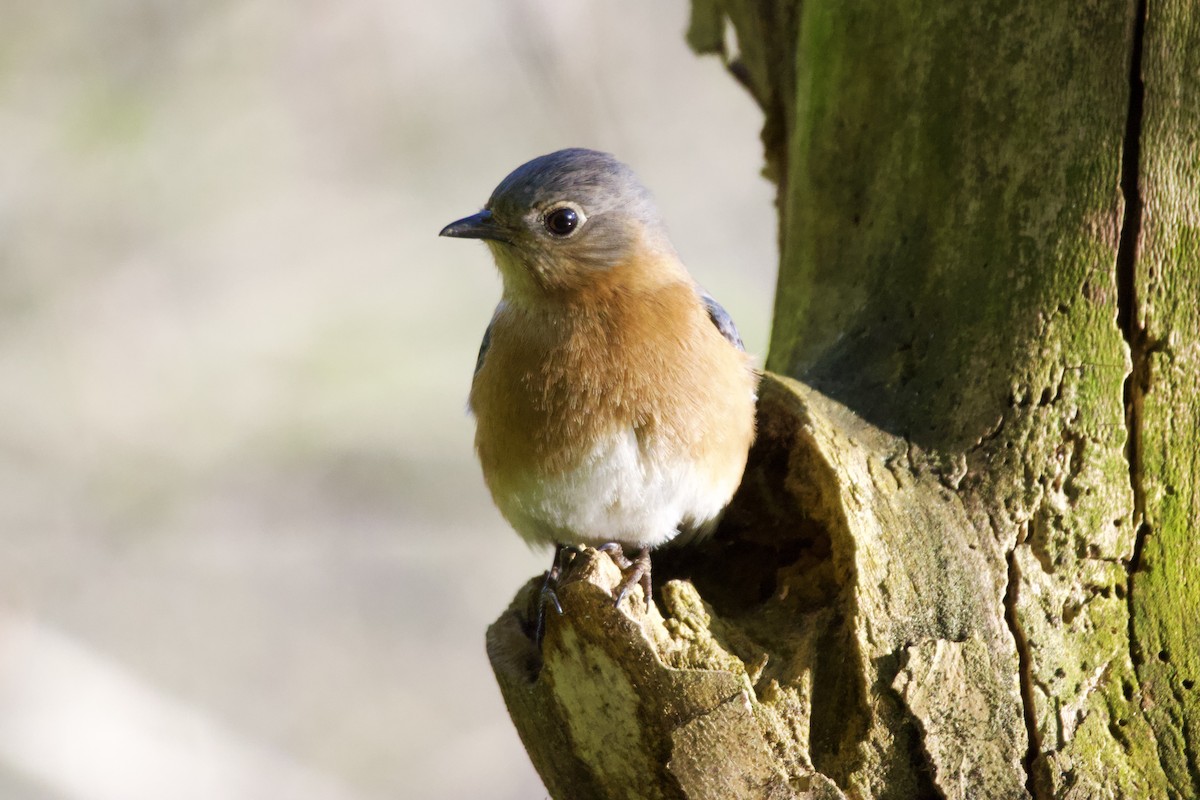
[469, 278, 757, 512]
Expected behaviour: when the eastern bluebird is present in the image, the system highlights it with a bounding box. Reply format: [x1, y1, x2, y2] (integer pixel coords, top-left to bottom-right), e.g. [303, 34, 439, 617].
[440, 148, 757, 624]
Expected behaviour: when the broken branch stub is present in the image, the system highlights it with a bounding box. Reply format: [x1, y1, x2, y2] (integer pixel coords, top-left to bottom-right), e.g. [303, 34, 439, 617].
[486, 374, 1029, 799]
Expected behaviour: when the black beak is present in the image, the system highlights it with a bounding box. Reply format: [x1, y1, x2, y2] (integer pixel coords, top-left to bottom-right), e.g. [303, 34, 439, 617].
[439, 210, 506, 241]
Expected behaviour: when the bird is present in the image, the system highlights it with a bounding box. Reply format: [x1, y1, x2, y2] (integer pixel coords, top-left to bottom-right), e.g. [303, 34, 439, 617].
[440, 148, 757, 631]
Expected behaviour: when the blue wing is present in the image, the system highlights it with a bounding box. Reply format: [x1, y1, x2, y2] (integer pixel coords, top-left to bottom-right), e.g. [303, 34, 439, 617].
[699, 289, 745, 351]
[474, 302, 505, 378]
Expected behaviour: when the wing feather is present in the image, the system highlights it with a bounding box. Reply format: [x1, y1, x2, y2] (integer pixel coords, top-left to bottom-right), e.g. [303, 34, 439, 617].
[699, 289, 745, 351]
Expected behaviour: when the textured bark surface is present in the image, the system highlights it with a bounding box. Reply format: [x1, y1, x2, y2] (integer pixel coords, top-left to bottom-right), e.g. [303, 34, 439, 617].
[487, 1, 1199, 797]
[1128, 1, 1200, 794]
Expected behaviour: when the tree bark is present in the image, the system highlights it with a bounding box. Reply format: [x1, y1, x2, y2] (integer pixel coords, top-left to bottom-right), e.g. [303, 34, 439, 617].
[486, 1, 1200, 798]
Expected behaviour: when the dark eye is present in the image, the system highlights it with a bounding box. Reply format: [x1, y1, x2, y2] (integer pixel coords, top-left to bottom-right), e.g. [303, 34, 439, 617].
[544, 207, 579, 237]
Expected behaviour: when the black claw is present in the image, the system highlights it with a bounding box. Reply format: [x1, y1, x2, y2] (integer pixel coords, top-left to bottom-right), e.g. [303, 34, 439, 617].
[534, 588, 561, 646]
[534, 543, 578, 646]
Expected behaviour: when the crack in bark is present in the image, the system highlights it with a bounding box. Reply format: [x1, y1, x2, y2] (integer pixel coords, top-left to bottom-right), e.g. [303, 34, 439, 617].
[1116, 0, 1148, 669]
[1004, 536, 1045, 800]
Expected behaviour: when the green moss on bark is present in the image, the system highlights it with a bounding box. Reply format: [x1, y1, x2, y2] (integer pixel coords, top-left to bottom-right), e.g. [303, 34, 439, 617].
[1128, 0, 1200, 794]
[734, 0, 1189, 795]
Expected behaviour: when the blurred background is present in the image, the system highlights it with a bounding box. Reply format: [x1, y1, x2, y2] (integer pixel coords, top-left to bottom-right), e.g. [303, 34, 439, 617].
[0, 1, 775, 798]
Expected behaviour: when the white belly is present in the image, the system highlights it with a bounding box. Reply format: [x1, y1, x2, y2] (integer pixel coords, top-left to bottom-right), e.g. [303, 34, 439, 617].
[492, 428, 737, 549]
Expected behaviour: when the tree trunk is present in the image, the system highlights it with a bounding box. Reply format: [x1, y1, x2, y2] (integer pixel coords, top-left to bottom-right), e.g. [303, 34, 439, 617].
[485, 1, 1200, 798]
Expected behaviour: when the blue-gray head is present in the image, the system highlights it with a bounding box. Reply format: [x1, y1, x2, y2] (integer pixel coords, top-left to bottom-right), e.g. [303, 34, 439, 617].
[440, 149, 675, 299]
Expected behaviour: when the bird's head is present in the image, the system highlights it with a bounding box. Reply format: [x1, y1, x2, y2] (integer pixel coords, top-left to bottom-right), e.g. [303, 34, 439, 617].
[440, 148, 679, 303]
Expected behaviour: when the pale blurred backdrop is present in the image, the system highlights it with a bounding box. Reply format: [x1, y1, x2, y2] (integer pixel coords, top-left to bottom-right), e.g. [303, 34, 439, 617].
[0, 1, 775, 798]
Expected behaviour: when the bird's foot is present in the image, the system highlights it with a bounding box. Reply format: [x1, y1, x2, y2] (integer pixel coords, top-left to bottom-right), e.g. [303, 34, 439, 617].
[534, 544, 580, 646]
[600, 543, 652, 608]
[597, 541, 631, 569]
